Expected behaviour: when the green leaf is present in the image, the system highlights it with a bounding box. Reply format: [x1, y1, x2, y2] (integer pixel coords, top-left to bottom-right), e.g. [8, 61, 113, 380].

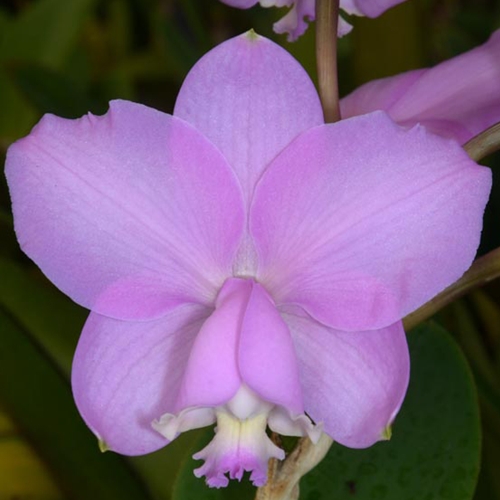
[0, 257, 86, 376]
[475, 428, 500, 500]
[448, 301, 500, 421]
[299, 322, 481, 500]
[0, 308, 152, 500]
[0, 0, 97, 68]
[172, 429, 256, 500]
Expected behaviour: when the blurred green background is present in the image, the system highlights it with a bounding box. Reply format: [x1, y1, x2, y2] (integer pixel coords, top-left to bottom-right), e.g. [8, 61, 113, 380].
[0, 0, 499, 499]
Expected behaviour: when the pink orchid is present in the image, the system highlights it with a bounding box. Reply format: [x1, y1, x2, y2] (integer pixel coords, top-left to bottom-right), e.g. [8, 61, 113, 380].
[342, 29, 500, 144]
[5, 32, 491, 488]
[220, 0, 407, 40]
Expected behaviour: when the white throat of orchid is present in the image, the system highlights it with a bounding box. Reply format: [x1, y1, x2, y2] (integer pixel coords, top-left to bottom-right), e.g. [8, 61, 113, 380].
[152, 277, 322, 488]
[153, 384, 321, 488]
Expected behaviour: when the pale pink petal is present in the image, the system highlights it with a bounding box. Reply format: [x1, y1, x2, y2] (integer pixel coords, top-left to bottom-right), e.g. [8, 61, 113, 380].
[342, 0, 406, 17]
[341, 70, 425, 118]
[251, 112, 491, 331]
[220, 0, 259, 6]
[273, 0, 315, 42]
[173, 279, 249, 411]
[71, 304, 210, 456]
[6, 100, 245, 319]
[174, 32, 323, 203]
[283, 311, 409, 448]
[341, 30, 500, 143]
[337, 15, 354, 37]
[238, 282, 303, 414]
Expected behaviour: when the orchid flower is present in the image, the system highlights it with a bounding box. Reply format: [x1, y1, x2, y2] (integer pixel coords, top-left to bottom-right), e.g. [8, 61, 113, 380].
[5, 32, 491, 488]
[341, 29, 500, 144]
[220, 0, 407, 40]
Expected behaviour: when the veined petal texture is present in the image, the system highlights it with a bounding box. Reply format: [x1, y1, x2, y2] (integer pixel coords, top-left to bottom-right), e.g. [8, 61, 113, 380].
[284, 312, 409, 448]
[72, 304, 210, 455]
[6, 100, 245, 320]
[174, 32, 323, 204]
[251, 112, 491, 331]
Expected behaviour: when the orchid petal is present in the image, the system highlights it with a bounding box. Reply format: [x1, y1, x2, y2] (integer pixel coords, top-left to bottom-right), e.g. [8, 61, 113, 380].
[284, 312, 409, 448]
[220, 0, 259, 6]
[342, 0, 406, 18]
[238, 282, 303, 414]
[71, 304, 209, 456]
[273, 0, 315, 42]
[341, 70, 425, 118]
[174, 32, 323, 203]
[341, 30, 500, 143]
[175, 278, 303, 414]
[6, 100, 245, 320]
[337, 16, 354, 37]
[251, 112, 491, 331]
[173, 279, 249, 411]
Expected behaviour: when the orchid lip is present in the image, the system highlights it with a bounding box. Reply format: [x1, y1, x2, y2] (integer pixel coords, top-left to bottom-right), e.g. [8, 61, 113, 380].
[152, 384, 322, 487]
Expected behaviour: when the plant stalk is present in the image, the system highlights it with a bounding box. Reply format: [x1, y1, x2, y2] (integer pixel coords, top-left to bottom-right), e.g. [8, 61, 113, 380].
[315, 0, 341, 123]
[464, 121, 500, 161]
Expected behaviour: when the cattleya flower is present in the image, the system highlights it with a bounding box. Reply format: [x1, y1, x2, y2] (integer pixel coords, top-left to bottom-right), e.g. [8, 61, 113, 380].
[5, 32, 492, 488]
[220, 0, 406, 40]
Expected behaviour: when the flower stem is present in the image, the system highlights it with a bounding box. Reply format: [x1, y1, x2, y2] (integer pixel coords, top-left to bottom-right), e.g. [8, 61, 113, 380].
[404, 247, 500, 331]
[255, 434, 334, 500]
[464, 121, 500, 161]
[315, 0, 341, 123]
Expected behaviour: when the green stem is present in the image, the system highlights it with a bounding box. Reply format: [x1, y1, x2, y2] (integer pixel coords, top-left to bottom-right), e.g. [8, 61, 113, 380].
[404, 248, 500, 331]
[315, 0, 340, 123]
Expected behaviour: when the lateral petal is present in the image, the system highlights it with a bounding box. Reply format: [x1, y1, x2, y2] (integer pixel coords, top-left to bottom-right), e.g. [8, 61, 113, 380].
[250, 112, 491, 331]
[6, 100, 245, 319]
[71, 304, 209, 456]
[284, 312, 409, 448]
